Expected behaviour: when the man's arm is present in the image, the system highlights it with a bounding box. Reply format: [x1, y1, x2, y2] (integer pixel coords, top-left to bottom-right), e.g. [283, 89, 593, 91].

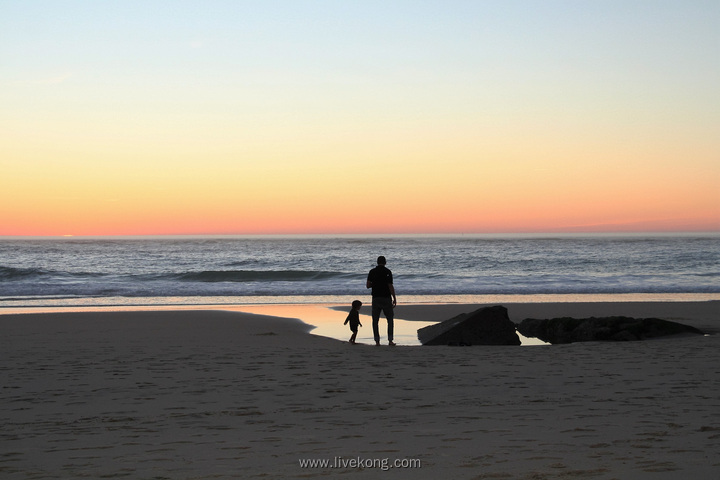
[389, 284, 397, 306]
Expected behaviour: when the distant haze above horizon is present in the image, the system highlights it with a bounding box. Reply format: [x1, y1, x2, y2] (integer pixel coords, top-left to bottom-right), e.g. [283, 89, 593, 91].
[2, 1, 718, 236]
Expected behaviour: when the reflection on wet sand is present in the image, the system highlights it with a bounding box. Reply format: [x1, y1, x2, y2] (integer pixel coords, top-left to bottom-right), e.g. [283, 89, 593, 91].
[230, 304, 434, 346]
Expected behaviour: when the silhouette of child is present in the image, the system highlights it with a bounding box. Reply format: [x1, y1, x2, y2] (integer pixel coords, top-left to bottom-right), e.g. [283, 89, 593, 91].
[344, 300, 363, 344]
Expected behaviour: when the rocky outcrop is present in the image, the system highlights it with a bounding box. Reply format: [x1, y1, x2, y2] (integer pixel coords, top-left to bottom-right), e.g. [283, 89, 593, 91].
[517, 316, 704, 344]
[417, 305, 521, 346]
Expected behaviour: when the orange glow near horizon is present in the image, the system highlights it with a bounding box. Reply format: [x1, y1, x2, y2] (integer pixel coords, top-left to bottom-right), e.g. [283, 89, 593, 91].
[3, 123, 718, 236]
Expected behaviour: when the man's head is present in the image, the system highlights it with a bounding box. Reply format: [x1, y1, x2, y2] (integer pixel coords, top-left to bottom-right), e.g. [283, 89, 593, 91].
[377, 256, 386, 265]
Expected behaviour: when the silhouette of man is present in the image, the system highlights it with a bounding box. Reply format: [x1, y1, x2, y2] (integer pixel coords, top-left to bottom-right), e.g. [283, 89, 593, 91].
[366, 256, 397, 346]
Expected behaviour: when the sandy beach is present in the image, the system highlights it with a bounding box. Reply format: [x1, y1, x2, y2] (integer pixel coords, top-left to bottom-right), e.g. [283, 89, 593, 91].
[1, 301, 719, 479]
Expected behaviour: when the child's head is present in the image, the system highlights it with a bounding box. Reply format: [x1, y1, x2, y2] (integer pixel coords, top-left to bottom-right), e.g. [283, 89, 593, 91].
[351, 300, 362, 310]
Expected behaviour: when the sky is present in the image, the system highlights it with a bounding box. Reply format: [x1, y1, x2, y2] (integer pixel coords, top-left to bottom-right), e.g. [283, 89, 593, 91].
[1, 0, 718, 236]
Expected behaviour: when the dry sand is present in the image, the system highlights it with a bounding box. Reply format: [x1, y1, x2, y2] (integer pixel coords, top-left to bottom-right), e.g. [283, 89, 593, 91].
[1, 301, 719, 479]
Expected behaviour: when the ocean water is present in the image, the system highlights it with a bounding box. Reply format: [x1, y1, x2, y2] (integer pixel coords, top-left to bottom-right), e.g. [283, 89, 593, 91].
[1, 234, 719, 309]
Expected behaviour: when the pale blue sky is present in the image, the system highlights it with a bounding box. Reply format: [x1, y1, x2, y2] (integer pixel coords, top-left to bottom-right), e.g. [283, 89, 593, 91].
[3, 1, 717, 105]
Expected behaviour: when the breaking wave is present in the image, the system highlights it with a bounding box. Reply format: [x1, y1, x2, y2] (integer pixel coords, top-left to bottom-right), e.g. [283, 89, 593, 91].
[172, 270, 357, 282]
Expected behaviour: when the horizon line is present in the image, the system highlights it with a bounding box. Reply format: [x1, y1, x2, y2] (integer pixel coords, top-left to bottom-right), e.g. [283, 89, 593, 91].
[2, 230, 719, 239]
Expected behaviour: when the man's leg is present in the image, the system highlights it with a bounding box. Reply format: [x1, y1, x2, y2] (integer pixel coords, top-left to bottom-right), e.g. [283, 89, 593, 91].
[385, 301, 394, 343]
[371, 299, 381, 344]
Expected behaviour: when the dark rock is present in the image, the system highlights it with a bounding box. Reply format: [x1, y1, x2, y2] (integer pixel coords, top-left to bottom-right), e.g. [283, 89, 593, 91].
[417, 305, 521, 346]
[517, 316, 704, 344]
